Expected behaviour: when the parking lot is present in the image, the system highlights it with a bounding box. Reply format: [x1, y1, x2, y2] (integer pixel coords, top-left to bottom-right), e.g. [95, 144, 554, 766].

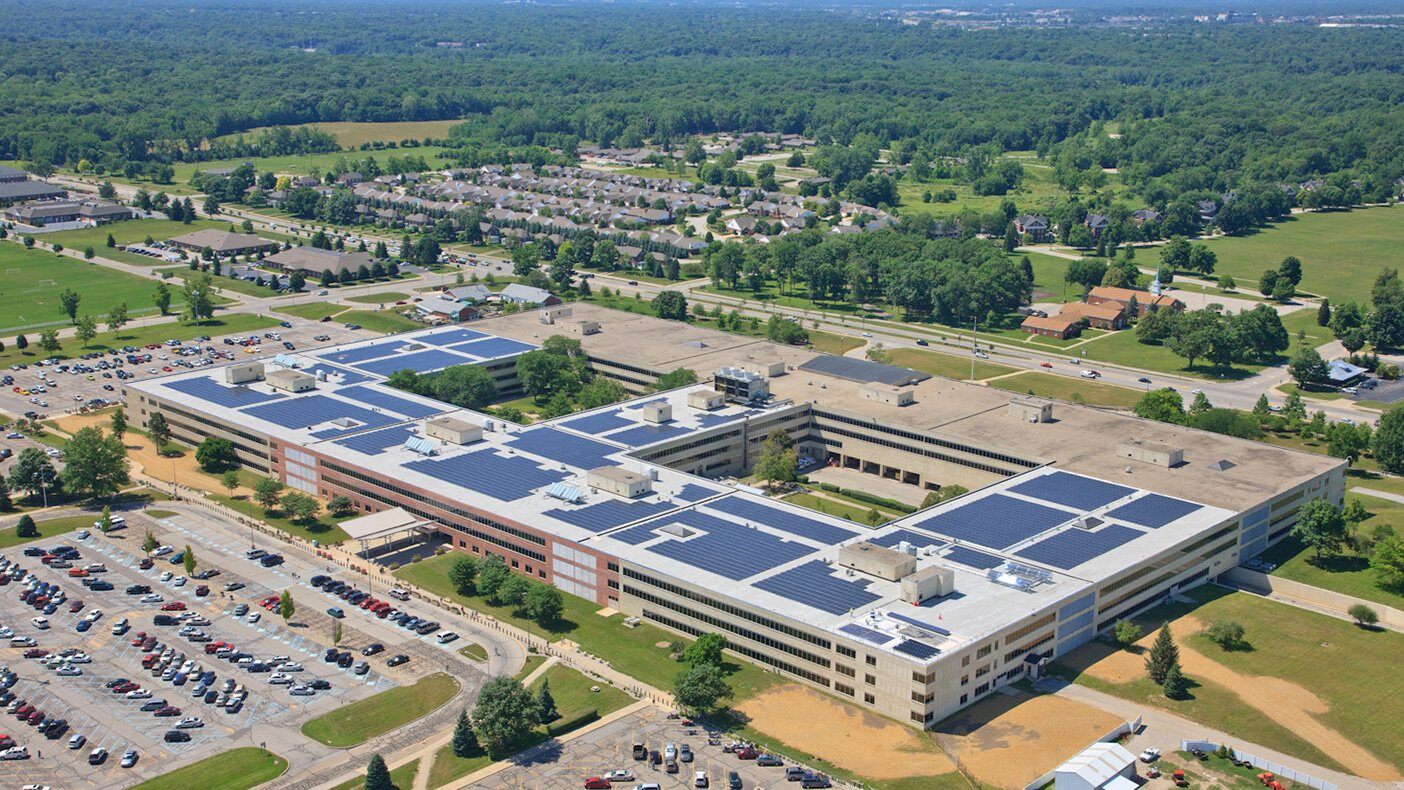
[473, 703, 833, 789]
[0, 511, 421, 787]
[0, 317, 365, 423]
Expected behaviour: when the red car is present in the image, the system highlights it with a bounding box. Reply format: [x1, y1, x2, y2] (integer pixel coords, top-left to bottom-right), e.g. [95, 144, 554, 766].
[160, 602, 186, 611]
[22, 649, 46, 659]
[68, 600, 85, 612]
[359, 597, 376, 610]
[68, 568, 88, 578]
[583, 779, 611, 790]
[25, 709, 43, 724]
[195, 585, 209, 597]
[139, 558, 154, 570]
[114, 681, 138, 693]
[130, 632, 148, 647]
[736, 747, 759, 760]
[154, 706, 180, 717]
[141, 655, 158, 669]
[1039, 361, 1053, 369]
[13, 704, 33, 718]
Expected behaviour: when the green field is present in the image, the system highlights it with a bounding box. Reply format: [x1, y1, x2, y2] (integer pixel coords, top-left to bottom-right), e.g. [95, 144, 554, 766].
[394, 553, 777, 699]
[514, 654, 548, 680]
[1200, 205, 1403, 304]
[301, 673, 460, 747]
[1075, 327, 1275, 380]
[0, 515, 92, 549]
[331, 758, 421, 790]
[988, 371, 1144, 409]
[809, 329, 863, 356]
[154, 265, 284, 299]
[345, 291, 411, 304]
[885, 347, 1017, 381]
[1053, 585, 1404, 775]
[0, 243, 181, 334]
[211, 489, 352, 545]
[1260, 490, 1404, 610]
[458, 642, 488, 662]
[275, 301, 351, 321]
[337, 309, 424, 334]
[0, 312, 279, 368]
[40, 218, 274, 267]
[896, 153, 1109, 219]
[1023, 251, 1082, 304]
[783, 492, 889, 524]
[218, 119, 465, 148]
[131, 748, 287, 790]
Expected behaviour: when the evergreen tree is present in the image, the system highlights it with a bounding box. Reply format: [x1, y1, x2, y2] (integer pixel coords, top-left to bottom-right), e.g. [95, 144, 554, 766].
[1317, 299, 1331, 328]
[451, 710, 479, 757]
[1162, 663, 1189, 699]
[15, 514, 37, 538]
[537, 679, 558, 722]
[364, 754, 392, 790]
[0, 477, 10, 511]
[1145, 623, 1179, 684]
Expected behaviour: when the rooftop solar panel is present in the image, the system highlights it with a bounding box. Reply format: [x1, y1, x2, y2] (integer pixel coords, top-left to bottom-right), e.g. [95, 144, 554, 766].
[1105, 494, 1201, 528]
[335, 385, 445, 419]
[674, 484, 716, 503]
[405, 451, 565, 501]
[706, 496, 859, 546]
[560, 409, 633, 436]
[332, 425, 417, 455]
[607, 423, 694, 448]
[869, 529, 946, 551]
[941, 546, 1004, 570]
[622, 398, 667, 411]
[416, 328, 487, 346]
[1014, 524, 1144, 570]
[694, 413, 744, 429]
[754, 561, 881, 615]
[355, 349, 473, 377]
[838, 623, 893, 646]
[886, 610, 952, 636]
[508, 428, 618, 470]
[796, 355, 932, 386]
[1009, 471, 1135, 511]
[642, 510, 812, 580]
[319, 342, 418, 365]
[302, 363, 373, 385]
[892, 640, 940, 660]
[241, 395, 396, 437]
[165, 377, 283, 408]
[914, 494, 1074, 550]
[544, 499, 677, 533]
[451, 337, 536, 360]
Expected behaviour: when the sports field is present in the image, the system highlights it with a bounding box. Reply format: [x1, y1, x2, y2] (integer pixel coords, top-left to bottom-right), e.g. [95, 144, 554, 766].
[1200, 205, 1403, 304]
[0, 243, 171, 333]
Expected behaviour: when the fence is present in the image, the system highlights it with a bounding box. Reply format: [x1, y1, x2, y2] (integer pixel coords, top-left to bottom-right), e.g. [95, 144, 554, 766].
[1180, 740, 1337, 790]
[1221, 567, 1404, 628]
[1021, 715, 1143, 790]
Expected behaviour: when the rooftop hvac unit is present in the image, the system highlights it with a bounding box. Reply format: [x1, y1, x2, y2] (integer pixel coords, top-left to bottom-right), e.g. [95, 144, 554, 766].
[482, 419, 496, 432]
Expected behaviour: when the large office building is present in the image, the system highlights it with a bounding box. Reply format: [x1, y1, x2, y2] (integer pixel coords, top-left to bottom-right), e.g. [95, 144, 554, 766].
[124, 304, 1343, 728]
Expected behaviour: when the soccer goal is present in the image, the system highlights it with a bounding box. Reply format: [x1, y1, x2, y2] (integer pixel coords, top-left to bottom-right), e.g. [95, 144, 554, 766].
[37, 279, 58, 287]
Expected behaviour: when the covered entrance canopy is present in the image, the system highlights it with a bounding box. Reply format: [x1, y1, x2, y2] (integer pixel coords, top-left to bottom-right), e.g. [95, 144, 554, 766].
[339, 507, 435, 551]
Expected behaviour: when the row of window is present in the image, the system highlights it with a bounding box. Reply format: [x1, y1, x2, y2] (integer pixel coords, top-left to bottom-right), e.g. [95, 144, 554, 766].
[640, 609, 831, 687]
[1004, 612, 1056, 644]
[811, 423, 1016, 478]
[634, 428, 743, 463]
[624, 585, 831, 668]
[812, 409, 1038, 469]
[621, 567, 832, 649]
[1100, 523, 1237, 596]
[156, 403, 270, 448]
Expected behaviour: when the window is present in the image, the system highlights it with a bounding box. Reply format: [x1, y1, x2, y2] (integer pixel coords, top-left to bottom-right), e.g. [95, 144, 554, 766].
[864, 693, 875, 705]
[837, 645, 855, 658]
[976, 645, 992, 659]
[835, 683, 854, 697]
[912, 670, 935, 683]
[865, 655, 877, 667]
[911, 690, 933, 703]
[624, 568, 832, 649]
[641, 609, 830, 687]
[911, 711, 925, 723]
[961, 656, 970, 667]
[960, 675, 968, 686]
[960, 694, 968, 705]
[607, 562, 619, 573]
[975, 682, 990, 695]
[865, 674, 876, 686]
[626, 586, 831, 668]
[975, 665, 990, 678]
[836, 664, 854, 678]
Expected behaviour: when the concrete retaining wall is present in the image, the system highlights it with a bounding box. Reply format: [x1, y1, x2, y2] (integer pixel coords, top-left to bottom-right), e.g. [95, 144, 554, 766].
[1220, 567, 1404, 628]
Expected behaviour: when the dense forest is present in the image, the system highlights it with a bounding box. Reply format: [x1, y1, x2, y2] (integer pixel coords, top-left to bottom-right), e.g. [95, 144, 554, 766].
[2, 0, 1402, 205]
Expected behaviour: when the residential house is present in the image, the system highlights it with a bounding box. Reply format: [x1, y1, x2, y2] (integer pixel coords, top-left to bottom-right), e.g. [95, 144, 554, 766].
[338, 172, 365, 187]
[1084, 213, 1110, 237]
[1196, 199, 1219, 222]
[1131, 208, 1161, 226]
[1014, 215, 1051, 242]
[725, 216, 759, 235]
[1020, 315, 1080, 339]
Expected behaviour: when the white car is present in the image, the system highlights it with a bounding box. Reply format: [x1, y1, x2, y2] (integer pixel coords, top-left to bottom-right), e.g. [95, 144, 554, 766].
[158, 571, 173, 582]
[1139, 747, 1161, 763]
[973, 349, 990, 359]
[66, 652, 91, 663]
[172, 577, 186, 587]
[152, 546, 174, 557]
[120, 749, 138, 768]
[0, 746, 29, 760]
[140, 594, 164, 604]
[68, 733, 86, 750]
[55, 665, 82, 676]
[176, 717, 204, 729]
[268, 673, 293, 685]
[75, 529, 90, 540]
[1080, 370, 1101, 379]
[0, 626, 12, 638]
[111, 618, 130, 635]
[276, 662, 303, 672]
[604, 769, 636, 781]
[30, 617, 49, 630]
[126, 689, 152, 699]
[247, 612, 260, 624]
[84, 610, 103, 622]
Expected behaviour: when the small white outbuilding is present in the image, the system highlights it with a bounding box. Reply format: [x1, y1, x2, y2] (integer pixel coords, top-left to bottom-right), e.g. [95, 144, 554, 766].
[1054, 742, 1137, 790]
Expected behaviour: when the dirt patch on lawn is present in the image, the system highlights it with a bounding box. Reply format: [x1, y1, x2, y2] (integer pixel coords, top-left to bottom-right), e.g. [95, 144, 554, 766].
[934, 689, 1121, 789]
[1063, 615, 1401, 781]
[737, 685, 956, 781]
[51, 411, 251, 498]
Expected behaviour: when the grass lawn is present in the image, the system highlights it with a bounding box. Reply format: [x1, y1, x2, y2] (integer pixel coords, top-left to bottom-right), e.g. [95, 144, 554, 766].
[1022, 251, 1081, 304]
[1259, 490, 1404, 610]
[808, 329, 863, 356]
[426, 745, 499, 789]
[41, 218, 250, 267]
[337, 309, 424, 334]
[217, 120, 465, 148]
[154, 265, 286, 299]
[275, 301, 351, 321]
[0, 244, 177, 334]
[0, 515, 93, 549]
[1054, 585, 1404, 774]
[783, 492, 888, 525]
[1278, 308, 1335, 350]
[0, 312, 281, 369]
[394, 554, 778, 698]
[885, 347, 1017, 381]
[301, 673, 460, 747]
[211, 493, 351, 545]
[514, 654, 548, 681]
[131, 748, 287, 790]
[1200, 205, 1404, 304]
[1276, 382, 1346, 401]
[988, 371, 1144, 409]
[93, 146, 463, 194]
[330, 757, 421, 790]
[1077, 328, 1272, 381]
[345, 291, 411, 304]
[458, 642, 488, 662]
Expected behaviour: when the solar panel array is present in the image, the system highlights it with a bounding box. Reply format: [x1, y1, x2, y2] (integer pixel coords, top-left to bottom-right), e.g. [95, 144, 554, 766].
[892, 640, 940, 660]
[608, 423, 694, 448]
[544, 498, 677, 533]
[165, 377, 283, 408]
[354, 349, 469, 377]
[302, 363, 373, 385]
[332, 425, 417, 455]
[941, 546, 1004, 570]
[869, 529, 947, 551]
[452, 337, 536, 360]
[642, 510, 812, 579]
[796, 355, 931, 386]
[707, 496, 859, 546]
[1105, 494, 1201, 528]
[674, 484, 716, 503]
[508, 428, 618, 470]
[1015, 524, 1144, 570]
[561, 409, 632, 436]
[914, 494, 1073, 549]
[335, 385, 444, 419]
[837, 623, 892, 646]
[241, 395, 396, 437]
[754, 561, 881, 615]
[1009, 471, 1135, 511]
[417, 328, 487, 346]
[320, 341, 416, 365]
[886, 610, 951, 636]
[405, 451, 565, 501]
